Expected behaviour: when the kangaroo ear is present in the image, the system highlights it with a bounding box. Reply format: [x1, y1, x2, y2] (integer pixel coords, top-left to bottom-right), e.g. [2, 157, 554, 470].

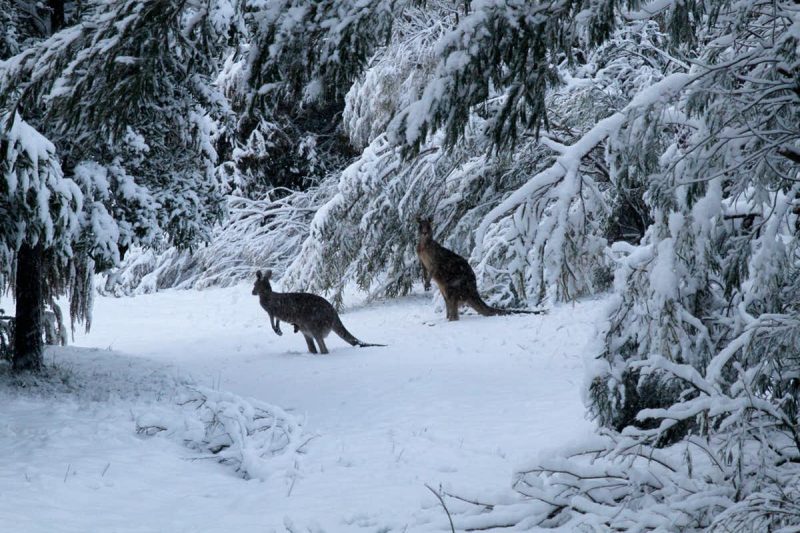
[256, 270, 262, 280]
[265, 269, 273, 280]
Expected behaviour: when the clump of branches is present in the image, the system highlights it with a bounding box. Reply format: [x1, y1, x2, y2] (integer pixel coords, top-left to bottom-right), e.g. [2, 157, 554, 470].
[99, 180, 336, 294]
[137, 386, 310, 480]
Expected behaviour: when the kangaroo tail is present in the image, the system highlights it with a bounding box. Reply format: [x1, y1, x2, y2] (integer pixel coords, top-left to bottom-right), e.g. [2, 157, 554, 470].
[468, 296, 547, 316]
[332, 317, 387, 348]
[467, 296, 509, 316]
[506, 308, 548, 315]
[355, 341, 388, 348]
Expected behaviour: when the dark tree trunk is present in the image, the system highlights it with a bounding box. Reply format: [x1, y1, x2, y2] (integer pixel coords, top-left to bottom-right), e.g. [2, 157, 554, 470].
[14, 243, 44, 372]
[48, 0, 65, 33]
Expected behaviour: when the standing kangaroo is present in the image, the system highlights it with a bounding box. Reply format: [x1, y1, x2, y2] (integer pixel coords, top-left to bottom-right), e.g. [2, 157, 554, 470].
[252, 270, 385, 354]
[417, 216, 545, 321]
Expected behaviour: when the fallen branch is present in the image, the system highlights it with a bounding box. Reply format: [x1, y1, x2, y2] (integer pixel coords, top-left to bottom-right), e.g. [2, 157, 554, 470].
[426, 483, 456, 533]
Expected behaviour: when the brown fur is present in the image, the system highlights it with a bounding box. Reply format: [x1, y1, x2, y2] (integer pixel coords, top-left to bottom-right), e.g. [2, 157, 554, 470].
[252, 270, 385, 354]
[417, 216, 543, 321]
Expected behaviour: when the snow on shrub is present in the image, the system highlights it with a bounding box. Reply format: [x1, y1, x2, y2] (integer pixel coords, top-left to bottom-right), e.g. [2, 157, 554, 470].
[98, 182, 335, 295]
[136, 386, 309, 481]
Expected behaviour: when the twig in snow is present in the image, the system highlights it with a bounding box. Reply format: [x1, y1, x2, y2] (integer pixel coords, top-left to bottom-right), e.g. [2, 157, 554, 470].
[425, 483, 455, 533]
[295, 434, 318, 454]
[287, 464, 298, 497]
[441, 489, 495, 511]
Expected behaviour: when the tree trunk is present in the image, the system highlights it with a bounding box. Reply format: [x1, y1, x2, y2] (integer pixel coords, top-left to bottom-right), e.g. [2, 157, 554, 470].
[14, 243, 44, 372]
[48, 0, 65, 33]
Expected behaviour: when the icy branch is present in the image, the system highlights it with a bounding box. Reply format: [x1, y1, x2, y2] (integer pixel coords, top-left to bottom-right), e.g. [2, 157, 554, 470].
[474, 72, 694, 256]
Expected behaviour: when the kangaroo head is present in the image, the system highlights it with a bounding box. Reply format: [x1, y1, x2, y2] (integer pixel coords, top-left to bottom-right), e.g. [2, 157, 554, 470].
[417, 215, 434, 240]
[252, 270, 273, 296]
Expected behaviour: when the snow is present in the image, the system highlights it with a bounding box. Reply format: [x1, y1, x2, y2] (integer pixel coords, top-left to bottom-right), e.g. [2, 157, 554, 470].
[3, 112, 57, 194]
[650, 238, 678, 300]
[623, 0, 674, 22]
[0, 286, 605, 531]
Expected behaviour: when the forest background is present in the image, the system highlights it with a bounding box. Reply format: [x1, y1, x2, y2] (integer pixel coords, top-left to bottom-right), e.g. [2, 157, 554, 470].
[2, 0, 799, 529]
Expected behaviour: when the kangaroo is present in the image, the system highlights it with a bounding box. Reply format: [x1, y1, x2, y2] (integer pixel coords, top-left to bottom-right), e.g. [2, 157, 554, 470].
[252, 270, 385, 354]
[417, 216, 545, 321]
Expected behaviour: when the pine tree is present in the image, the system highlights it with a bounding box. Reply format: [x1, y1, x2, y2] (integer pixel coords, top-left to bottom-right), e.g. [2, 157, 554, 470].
[0, 0, 235, 369]
[0, 113, 84, 370]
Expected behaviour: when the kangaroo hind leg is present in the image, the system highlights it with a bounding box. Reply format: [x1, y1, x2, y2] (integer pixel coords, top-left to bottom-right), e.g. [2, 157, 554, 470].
[315, 336, 329, 354]
[445, 295, 460, 321]
[303, 335, 318, 354]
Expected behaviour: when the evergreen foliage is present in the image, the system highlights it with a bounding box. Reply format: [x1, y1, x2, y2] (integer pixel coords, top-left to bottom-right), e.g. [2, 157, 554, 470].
[433, 1, 799, 529]
[1, 0, 230, 250]
[202, 0, 800, 529]
[245, 0, 401, 107]
[5, 0, 798, 525]
[0, 0, 235, 366]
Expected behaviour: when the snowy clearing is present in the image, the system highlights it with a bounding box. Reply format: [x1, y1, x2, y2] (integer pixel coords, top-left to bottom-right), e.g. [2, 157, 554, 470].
[1, 286, 605, 532]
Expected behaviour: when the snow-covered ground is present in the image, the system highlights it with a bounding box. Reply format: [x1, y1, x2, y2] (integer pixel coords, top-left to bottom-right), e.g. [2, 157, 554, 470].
[0, 285, 605, 532]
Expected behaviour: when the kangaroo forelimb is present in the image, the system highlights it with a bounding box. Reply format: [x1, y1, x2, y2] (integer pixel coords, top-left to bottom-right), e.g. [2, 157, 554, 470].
[421, 264, 432, 291]
[270, 315, 283, 336]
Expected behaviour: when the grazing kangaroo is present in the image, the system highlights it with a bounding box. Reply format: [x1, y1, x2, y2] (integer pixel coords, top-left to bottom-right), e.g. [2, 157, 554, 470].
[417, 216, 545, 321]
[252, 270, 385, 354]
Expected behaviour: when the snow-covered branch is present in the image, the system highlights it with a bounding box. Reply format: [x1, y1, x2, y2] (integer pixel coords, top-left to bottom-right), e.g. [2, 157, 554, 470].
[474, 72, 694, 256]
